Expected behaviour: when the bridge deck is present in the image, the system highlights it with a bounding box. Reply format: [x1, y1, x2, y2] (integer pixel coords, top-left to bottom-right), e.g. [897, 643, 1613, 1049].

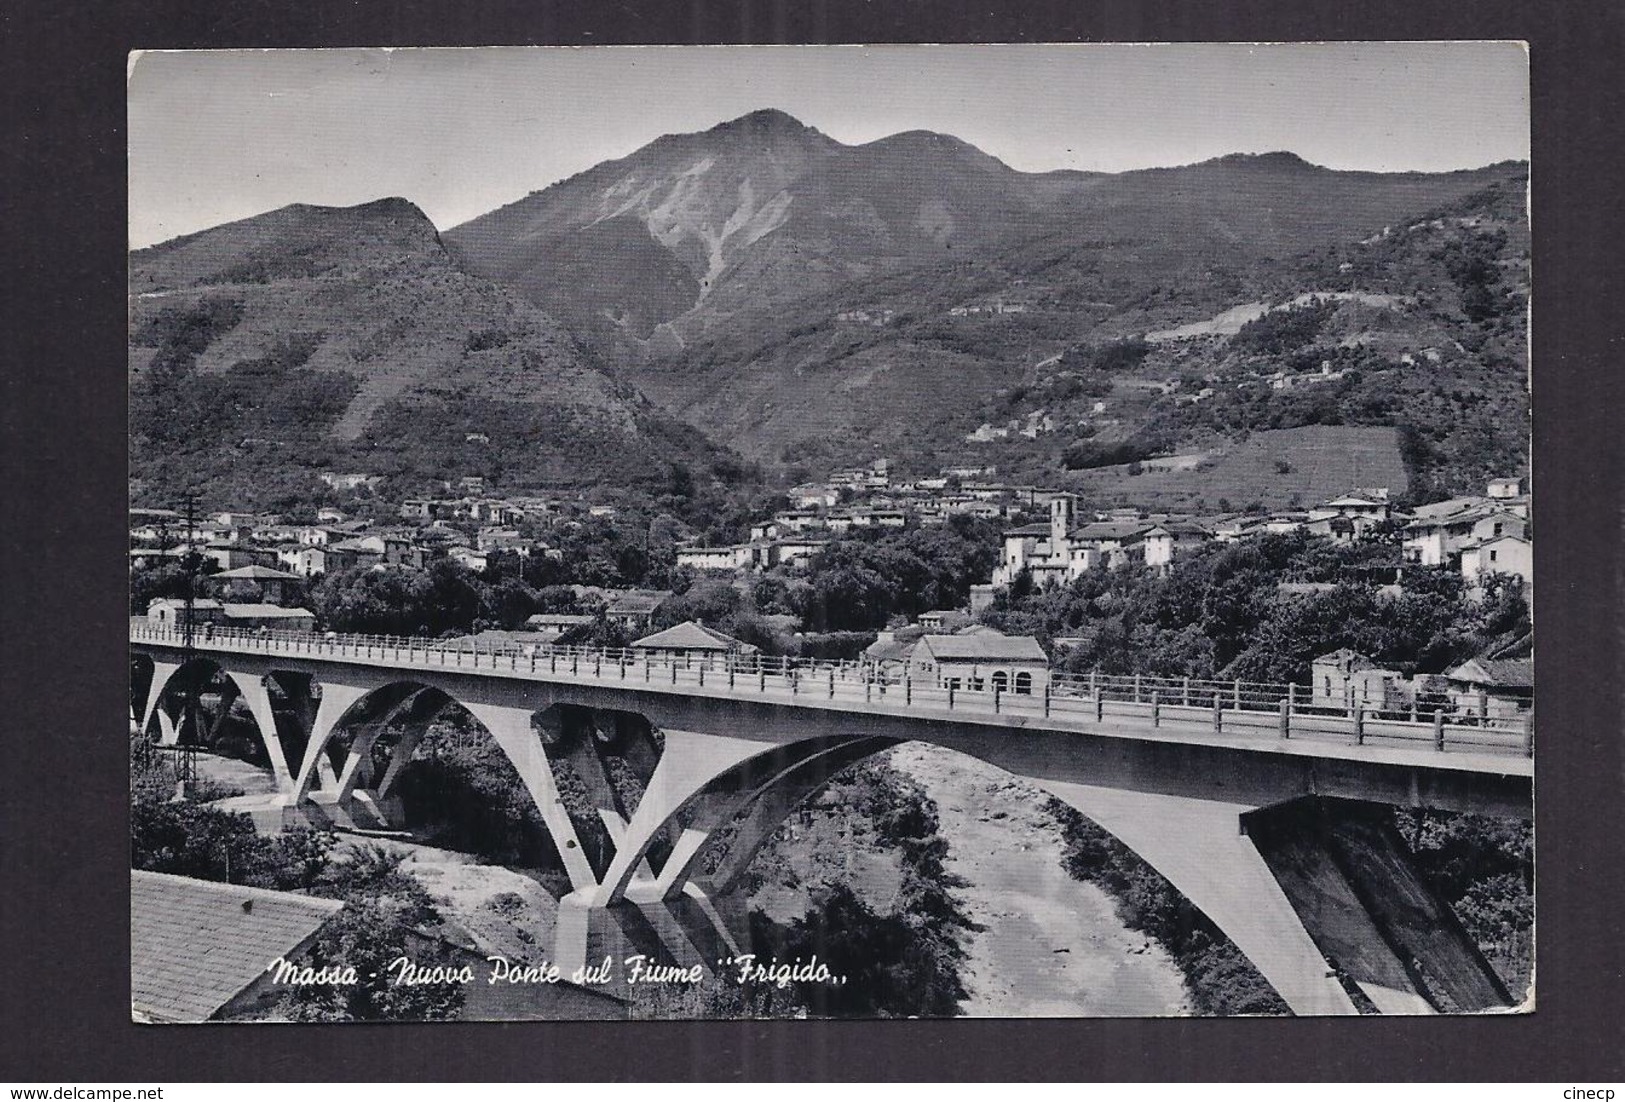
[131, 626, 1532, 779]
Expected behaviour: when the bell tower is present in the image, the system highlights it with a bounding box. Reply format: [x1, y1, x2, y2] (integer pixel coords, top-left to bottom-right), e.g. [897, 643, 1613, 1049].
[1050, 495, 1074, 553]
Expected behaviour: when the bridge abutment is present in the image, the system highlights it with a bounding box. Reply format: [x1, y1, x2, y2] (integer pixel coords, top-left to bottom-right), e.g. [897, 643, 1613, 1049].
[1243, 798, 1516, 1013]
[1040, 781, 1362, 1016]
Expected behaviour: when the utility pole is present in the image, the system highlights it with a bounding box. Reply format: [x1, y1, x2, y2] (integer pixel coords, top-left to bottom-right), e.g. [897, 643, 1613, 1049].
[175, 492, 201, 793]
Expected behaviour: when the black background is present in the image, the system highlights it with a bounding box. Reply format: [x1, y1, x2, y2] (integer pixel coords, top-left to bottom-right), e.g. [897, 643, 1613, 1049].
[2, 0, 1621, 1083]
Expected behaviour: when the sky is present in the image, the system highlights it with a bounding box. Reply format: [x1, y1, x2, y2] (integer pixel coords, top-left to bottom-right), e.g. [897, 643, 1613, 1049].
[128, 43, 1530, 249]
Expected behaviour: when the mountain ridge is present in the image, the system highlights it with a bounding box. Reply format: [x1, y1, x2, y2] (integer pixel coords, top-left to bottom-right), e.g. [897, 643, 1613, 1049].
[444, 110, 1526, 353]
[129, 110, 1529, 505]
[128, 197, 746, 509]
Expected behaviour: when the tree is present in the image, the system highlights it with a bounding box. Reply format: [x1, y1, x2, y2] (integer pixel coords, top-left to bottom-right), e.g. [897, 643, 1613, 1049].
[557, 612, 632, 650]
[129, 562, 192, 614]
[274, 844, 468, 1022]
[132, 745, 336, 890]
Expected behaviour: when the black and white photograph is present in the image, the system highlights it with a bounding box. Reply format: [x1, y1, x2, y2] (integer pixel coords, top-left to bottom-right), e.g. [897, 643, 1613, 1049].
[124, 42, 1535, 1024]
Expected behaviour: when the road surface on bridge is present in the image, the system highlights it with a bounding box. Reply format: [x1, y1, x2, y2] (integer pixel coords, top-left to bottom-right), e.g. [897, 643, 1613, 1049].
[130, 624, 1533, 781]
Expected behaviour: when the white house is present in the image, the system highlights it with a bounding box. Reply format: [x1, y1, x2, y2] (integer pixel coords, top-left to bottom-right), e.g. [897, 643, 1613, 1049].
[992, 498, 1188, 587]
[1308, 493, 1392, 524]
[1309, 649, 1406, 711]
[1441, 656, 1532, 723]
[906, 631, 1050, 695]
[1141, 521, 1211, 569]
[447, 546, 489, 572]
[1460, 534, 1533, 589]
[767, 538, 828, 568]
[788, 484, 840, 510]
[147, 597, 224, 628]
[220, 604, 317, 632]
[676, 545, 752, 572]
[772, 511, 825, 533]
[1404, 504, 1527, 567]
[1071, 519, 1154, 571]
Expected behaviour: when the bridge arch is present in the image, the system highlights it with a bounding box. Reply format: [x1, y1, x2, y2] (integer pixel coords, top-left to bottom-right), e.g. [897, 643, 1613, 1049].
[141, 655, 236, 747]
[142, 657, 321, 784]
[581, 725, 1362, 1015]
[290, 679, 604, 891]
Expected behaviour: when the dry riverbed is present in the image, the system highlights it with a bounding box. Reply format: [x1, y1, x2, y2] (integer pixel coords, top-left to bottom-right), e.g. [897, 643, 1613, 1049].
[889, 743, 1191, 1017]
[195, 745, 1191, 1016]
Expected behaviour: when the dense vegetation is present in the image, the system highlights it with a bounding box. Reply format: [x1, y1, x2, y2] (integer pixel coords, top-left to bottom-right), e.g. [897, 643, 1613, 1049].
[130, 300, 360, 510]
[909, 180, 1529, 503]
[984, 530, 1529, 684]
[1059, 336, 1151, 374]
[740, 761, 980, 1018]
[1228, 298, 1337, 355]
[147, 514, 999, 657]
[387, 713, 565, 873]
[130, 740, 465, 1021]
[1402, 810, 1534, 996]
[742, 516, 1001, 633]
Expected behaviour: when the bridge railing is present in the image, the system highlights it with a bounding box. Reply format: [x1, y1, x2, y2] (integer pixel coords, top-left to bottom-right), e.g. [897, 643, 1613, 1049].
[129, 622, 1533, 756]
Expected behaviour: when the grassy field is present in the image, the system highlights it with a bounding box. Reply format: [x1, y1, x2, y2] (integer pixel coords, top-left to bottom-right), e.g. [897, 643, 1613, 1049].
[1063, 424, 1410, 512]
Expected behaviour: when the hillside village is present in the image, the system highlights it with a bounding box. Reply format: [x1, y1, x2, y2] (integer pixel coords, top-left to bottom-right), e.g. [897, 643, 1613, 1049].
[131, 460, 1533, 724]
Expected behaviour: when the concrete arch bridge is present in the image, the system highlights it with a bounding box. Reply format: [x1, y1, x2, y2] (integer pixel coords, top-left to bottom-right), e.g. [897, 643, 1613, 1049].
[130, 625, 1532, 1017]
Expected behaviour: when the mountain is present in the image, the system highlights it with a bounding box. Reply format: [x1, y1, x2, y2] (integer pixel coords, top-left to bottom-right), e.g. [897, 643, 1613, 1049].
[131, 111, 1530, 509]
[902, 173, 1533, 505]
[128, 198, 739, 509]
[624, 167, 1530, 498]
[443, 110, 1526, 467]
[447, 109, 1517, 347]
[444, 109, 1082, 344]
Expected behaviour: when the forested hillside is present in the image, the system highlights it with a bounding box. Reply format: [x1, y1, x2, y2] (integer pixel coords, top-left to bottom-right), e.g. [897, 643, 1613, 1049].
[128, 199, 750, 511]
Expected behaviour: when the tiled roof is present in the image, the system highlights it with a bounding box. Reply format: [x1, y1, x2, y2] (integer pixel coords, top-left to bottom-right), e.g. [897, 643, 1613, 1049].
[919, 632, 1047, 662]
[1408, 496, 1489, 520]
[1461, 533, 1531, 551]
[222, 604, 314, 619]
[1146, 520, 1211, 537]
[1072, 520, 1153, 541]
[630, 620, 754, 652]
[131, 870, 343, 1023]
[1447, 657, 1534, 688]
[1314, 648, 1384, 671]
[1002, 523, 1052, 537]
[864, 629, 922, 663]
[1405, 498, 1501, 528]
[605, 591, 670, 614]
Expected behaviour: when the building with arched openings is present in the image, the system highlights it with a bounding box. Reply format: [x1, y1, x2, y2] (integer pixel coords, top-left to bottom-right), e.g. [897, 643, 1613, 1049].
[907, 630, 1050, 694]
